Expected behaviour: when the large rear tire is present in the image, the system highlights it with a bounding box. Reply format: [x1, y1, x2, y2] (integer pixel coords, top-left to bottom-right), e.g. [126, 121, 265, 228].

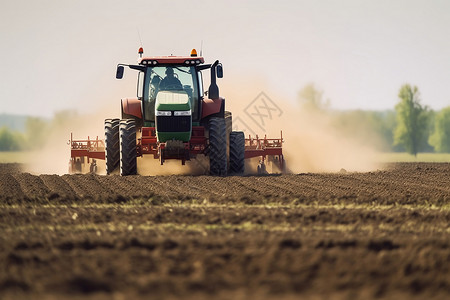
[229, 131, 245, 175]
[208, 117, 227, 176]
[119, 119, 137, 176]
[105, 119, 120, 175]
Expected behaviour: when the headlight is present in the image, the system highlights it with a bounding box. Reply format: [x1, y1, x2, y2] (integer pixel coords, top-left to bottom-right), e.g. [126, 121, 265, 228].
[174, 110, 191, 116]
[156, 111, 172, 116]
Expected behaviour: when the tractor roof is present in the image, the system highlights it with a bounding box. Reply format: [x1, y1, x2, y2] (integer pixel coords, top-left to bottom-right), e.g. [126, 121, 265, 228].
[138, 56, 205, 66]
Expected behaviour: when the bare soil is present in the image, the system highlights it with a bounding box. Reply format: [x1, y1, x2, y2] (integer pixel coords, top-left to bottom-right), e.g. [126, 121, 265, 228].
[0, 163, 449, 299]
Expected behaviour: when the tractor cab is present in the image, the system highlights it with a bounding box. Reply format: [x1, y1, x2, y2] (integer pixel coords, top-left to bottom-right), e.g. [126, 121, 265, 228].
[116, 49, 223, 143]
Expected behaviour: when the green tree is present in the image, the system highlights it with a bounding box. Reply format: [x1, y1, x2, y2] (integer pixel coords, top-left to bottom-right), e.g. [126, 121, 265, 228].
[393, 84, 430, 156]
[298, 83, 329, 111]
[429, 107, 450, 152]
[0, 127, 25, 151]
[331, 110, 397, 151]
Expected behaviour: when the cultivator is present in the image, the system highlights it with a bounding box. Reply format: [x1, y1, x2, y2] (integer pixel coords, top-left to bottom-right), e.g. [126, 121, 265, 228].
[69, 131, 284, 174]
[245, 131, 285, 174]
[69, 133, 105, 174]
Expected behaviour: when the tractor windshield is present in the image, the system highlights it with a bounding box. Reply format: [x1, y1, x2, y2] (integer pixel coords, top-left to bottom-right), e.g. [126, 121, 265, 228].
[143, 66, 199, 122]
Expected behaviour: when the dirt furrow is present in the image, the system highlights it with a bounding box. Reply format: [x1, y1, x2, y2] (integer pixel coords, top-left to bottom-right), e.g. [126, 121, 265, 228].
[12, 173, 50, 199]
[0, 173, 26, 200]
[40, 174, 78, 199]
[60, 174, 116, 199]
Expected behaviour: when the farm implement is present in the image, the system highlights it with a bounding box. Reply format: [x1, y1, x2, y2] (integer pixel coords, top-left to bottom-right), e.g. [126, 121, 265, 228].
[69, 48, 285, 175]
[68, 134, 104, 174]
[244, 132, 285, 174]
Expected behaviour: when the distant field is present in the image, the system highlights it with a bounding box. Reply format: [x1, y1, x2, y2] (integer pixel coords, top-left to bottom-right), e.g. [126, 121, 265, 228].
[0, 151, 31, 163]
[378, 152, 450, 163]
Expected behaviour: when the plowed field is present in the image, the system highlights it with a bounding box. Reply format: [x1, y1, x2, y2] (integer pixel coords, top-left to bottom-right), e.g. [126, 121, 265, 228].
[1, 163, 449, 299]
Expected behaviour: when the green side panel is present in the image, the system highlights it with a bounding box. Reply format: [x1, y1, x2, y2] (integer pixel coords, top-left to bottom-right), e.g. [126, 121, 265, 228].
[157, 131, 191, 143]
[156, 102, 190, 111]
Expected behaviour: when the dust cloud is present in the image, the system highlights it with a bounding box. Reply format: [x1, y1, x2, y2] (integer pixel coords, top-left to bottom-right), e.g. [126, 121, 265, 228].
[222, 78, 381, 173]
[280, 109, 380, 173]
[136, 155, 209, 176]
[23, 111, 112, 175]
[23, 80, 128, 175]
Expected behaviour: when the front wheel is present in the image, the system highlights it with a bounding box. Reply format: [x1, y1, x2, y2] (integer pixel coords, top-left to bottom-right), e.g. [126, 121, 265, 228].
[119, 119, 137, 176]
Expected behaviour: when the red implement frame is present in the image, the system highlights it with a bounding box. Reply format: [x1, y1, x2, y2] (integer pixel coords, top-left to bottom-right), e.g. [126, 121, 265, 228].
[69, 133, 105, 173]
[245, 131, 285, 173]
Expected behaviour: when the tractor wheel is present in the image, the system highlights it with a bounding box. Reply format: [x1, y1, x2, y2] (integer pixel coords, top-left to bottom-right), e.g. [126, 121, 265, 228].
[119, 119, 137, 176]
[229, 131, 245, 175]
[105, 118, 120, 175]
[208, 117, 227, 176]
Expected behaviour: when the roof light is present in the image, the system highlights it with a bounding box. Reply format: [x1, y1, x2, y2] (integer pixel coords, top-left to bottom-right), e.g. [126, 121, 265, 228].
[190, 49, 197, 57]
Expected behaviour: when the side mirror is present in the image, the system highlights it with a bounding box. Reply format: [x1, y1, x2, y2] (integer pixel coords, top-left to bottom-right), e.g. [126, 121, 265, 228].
[116, 65, 124, 79]
[216, 64, 223, 78]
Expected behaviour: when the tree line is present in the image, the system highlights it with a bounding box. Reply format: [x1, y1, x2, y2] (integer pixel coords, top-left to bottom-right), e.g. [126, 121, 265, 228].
[299, 83, 450, 155]
[0, 112, 66, 151]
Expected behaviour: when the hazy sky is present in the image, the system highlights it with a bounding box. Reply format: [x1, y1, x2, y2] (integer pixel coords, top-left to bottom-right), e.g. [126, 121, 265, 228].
[1, 0, 449, 117]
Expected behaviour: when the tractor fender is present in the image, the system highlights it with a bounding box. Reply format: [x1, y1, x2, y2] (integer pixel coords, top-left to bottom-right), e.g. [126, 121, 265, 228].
[201, 97, 224, 119]
[121, 98, 142, 119]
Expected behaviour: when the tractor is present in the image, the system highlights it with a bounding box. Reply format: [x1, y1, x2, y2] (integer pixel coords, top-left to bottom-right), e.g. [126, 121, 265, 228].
[105, 48, 245, 176]
[69, 48, 285, 175]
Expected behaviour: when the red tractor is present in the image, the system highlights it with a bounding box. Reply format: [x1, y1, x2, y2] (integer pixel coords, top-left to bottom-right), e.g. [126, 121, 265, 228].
[69, 48, 284, 175]
[106, 48, 244, 176]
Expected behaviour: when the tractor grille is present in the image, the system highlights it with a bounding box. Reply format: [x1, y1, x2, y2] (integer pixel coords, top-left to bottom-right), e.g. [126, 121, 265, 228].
[156, 116, 191, 132]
